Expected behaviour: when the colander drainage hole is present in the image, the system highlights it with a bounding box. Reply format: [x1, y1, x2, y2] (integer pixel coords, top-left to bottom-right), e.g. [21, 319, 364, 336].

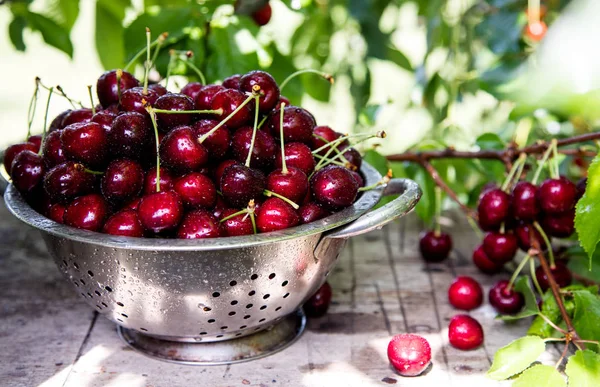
[96, 305, 102, 310]
[235, 333, 242, 337]
[199, 332, 207, 335]
[240, 325, 247, 329]
[117, 318, 123, 323]
[259, 318, 266, 323]
[105, 286, 113, 292]
[216, 335, 223, 338]
[87, 270, 94, 277]
[269, 273, 276, 279]
[281, 280, 288, 287]
[80, 279, 86, 285]
[283, 293, 290, 298]
[87, 293, 93, 298]
[94, 290, 101, 296]
[140, 328, 148, 332]
[203, 307, 212, 312]
[121, 313, 128, 318]
[220, 326, 228, 330]
[260, 305, 267, 310]
[73, 281, 79, 287]
[229, 280, 237, 286]
[246, 304, 253, 309]
[263, 294, 270, 299]
[212, 292, 220, 298]
[228, 311, 236, 316]
[275, 307, 282, 311]
[116, 302, 124, 307]
[230, 300, 238, 306]
[62, 260, 67, 267]
[208, 319, 215, 323]
[248, 290, 255, 296]
[73, 262, 79, 269]
[244, 315, 251, 319]
[250, 274, 258, 280]
[80, 293, 86, 298]
[101, 302, 108, 308]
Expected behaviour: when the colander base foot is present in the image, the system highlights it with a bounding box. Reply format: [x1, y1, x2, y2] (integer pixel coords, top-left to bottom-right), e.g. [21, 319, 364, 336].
[117, 309, 306, 365]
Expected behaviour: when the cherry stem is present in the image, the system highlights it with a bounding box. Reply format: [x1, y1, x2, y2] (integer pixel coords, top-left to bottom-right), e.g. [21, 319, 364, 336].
[313, 154, 346, 167]
[530, 258, 545, 297]
[145, 106, 161, 192]
[507, 254, 530, 291]
[314, 133, 350, 164]
[538, 313, 568, 335]
[200, 89, 258, 144]
[249, 212, 257, 234]
[116, 69, 123, 105]
[143, 28, 152, 94]
[165, 50, 176, 89]
[501, 153, 526, 192]
[358, 170, 392, 192]
[245, 95, 261, 167]
[528, 0, 541, 24]
[466, 216, 484, 239]
[38, 81, 82, 108]
[178, 54, 206, 85]
[38, 86, 53, 156]
[26, 78, 40, 139]
[434, 186, 442, 237]
[533, 221, 555, 268]
[279, 69, 334, 91]
[257, 114, 270, 129]
[532, 139, 556, 184]
[219, 208, 248, 223]
[311, 132, 376, 155]
[83, 168, 103, 175]
[263, 190, 299, 209]
[150, 32, 168, 71]
[152, 108, 223, 115]
[551, 139, 560, 179]
[556, 341, 570, 369]
[124, 33, 167, 71]
[278, 102, 288, 174]
[87, 86, 95, 115]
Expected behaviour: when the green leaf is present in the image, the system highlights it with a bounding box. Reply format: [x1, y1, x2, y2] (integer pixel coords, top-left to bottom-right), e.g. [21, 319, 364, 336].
[24, 11, 73, 57]
[386, 46, 412, 71]
[95, 0, 128, 70]
[572, 290, 600, 352]
[512, 364, 566, 387]
[8, 15, 27, 51]
[363, 149, 388, 176]
[487, 336, 546, 380]
[565, 350, 600, 387]
[528, 290, 562, 338]
[575, 154, 600, 269]
[499, 276, 539, 321]
[48, 0, 80, 31]
[475, 132, 506, 150]
[568, 253, 600, 284]
[359, 104, 383, 126]
[474, 11, 524, 55]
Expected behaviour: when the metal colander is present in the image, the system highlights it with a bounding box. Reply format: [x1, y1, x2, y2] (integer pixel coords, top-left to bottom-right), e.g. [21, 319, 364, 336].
[3, 162, 420, 364]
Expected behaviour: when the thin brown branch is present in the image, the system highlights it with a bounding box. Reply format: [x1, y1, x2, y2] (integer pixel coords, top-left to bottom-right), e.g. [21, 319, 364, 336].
[571, 272, 600, 287]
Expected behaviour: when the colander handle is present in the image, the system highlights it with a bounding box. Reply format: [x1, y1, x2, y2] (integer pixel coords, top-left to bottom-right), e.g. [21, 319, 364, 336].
[322, 178, 422, 240]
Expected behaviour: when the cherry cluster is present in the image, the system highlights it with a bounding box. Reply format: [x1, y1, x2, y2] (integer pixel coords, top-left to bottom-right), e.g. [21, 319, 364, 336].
[5, 69, 369, 239]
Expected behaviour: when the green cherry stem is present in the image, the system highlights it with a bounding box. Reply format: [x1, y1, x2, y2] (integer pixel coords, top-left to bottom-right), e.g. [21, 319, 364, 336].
[152, 108, 223, 115]
[501, 153, 526, 192]
[116, 69, 123, 105]
[257, 114, 270, 129]
[143, 28, 152, 94]
[87, 86, 96, 115]
[264, 190, 299, 209]
[530, 258, 545, 297]
[55, 85, 84, 108]
[26, 78, 41, 139]
[278, 102, 288, 174]
[313, 133, 350, 164]
[220, 208, 248, 223]
[164, 50, 176, 90]
[279, 69, 334, 91]
[146, 106, 162, 193]
[533, 221, 555, 268]
[507, 254, 530, 291]
[179, 53, 207, 85]
[38, 87, 53, 156]
[312, 154, 346, 167]
[551, 139, 560, 179]
[249, 212, 257, 234]
[83, 168, 103, 175]
[434, 186, 442, 237]
[150, 32, 168, 70]
[538, 313, 568, 335]
[124, 33, 166, 72]
[532, 139, 557, 185]
[245, 95, 261, 167]
[358, 170, 392, 192]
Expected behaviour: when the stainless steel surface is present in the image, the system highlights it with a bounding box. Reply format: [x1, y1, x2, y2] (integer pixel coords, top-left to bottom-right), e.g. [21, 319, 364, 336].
[3, 160, 420, 363]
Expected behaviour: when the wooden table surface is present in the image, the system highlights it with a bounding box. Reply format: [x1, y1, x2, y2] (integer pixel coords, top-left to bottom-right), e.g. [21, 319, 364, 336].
[0, 203, 561, 387]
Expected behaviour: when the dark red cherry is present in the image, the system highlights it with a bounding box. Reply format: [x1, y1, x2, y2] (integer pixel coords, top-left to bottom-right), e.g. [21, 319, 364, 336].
[108, 112, 151, 159]
[60, 122, 108, 167]
[11, 151, 45, 194]
[4, 142, 37, 174]
[173, 172, 217, 209]
[387, 333, 432, 376]
[41, 131, 67, 168]
[448, 276, 483, 311]
[220, 164, 265, 207]
[489, 280, 524, 314]
[482, 232, 517, 264]
[119, 87, 159, 115]
[267, 167, 308, 205]
[540, 210, 575, 238]
[143, 167, 174, 195]
[298, 202, 329, 224]
[177, 210, 221, 239]
[310, 165, 358, 210]
[195, 84, 225, 111]
[511, 181, 539, 221]
[222, 74, 241, 89]
[448, 315, 484, 350]
[340, 147, 362, 170]
[219, 208, 254, 236]
[148, 83, 168, 96]
[46, 202, 66, 223]
[311, 126, 345, 155]
[101, 104, 120, 114]
[154, 93, 195, 131]
[251, 2, 272, 26]
[538, 177, 577, 214]
[49, 109, 71, 132]
[419, 230, 452, 262]
[212, 195, 228, 219]
[138, 190, 184, 233]
[274, 142, 316, 176]
[231, 127, 277, 168]
[192, 119, 230, 159]
[181, 82, 204, 101]
[27, 135, 42, 151]
[91, 110, 117, 132]
[515, 222, 545, 251]
[210, 89, 253, 129]
[96, 69, 139, 108]
[159, 126, 208, 172]
[102, 209, 144, 237]
[269, 106, 316, 144]
[576, 177, 587, 201]
[43, 161, 96, 202]
[214, 159, 240, 185]
[61, 108, 93, 127]
[349, 170, 364, 187]
[304, 282, 332, 318]
[472, 244, 503, 274]
[477, 189, 511, 231]
[101, 159, 144, 204]
[535, 261, 572, 291]
[64, 194, 109, 231]
[123, 197, 142, 211]
[240, 70, 280, 113]
[256, 197, 300, 232]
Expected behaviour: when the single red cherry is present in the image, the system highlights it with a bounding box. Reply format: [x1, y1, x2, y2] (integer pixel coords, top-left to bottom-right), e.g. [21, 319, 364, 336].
[210, 89, 253, 129]
[61, 108, 93, 128]
[27, 135, 42, 151]
[349, 170, 365, 187]
[192, 119, 231, 159]
[268, 106, 316, 144]
[419, 230, 452, 262]
[101, 159, 144, 204]
[540, 210, 575, 238]
[472, 244, 503, 274]
[448, 315, 484, 350]
[148, 83, 168, 96]
[159, 126, 209, 172]
[310, 165, 358, 210]
[41, 131, 67, 168]
[482, 232, 517, 264]
[488, 280, 524, 314]
[219, 208, 254, 236]
[298, 202, 330, 224]
[195, 84, 226, 111]
[304, 282, 332, 318]
[154, 93, 195, 131]
[91, 110, 117, 132]
[477, 189, 511, 231]
[60, 122, 108, 167]
[534, 261, 572, 291]
[64, 194, 109, 231]
[266, 167, 309, 204]
[4, 142, 38, 174]
[256, 197, 300, 232]
[524, 21, 547, 42]
[511, 181, 539, 221]
[214, 159, 240, 185]
[43, 161, 96, 202]
[274, 142, 316, 176]
[448, 276, 483, 311]
[222, 74, 241, 89]
[46, 202, 66, 223]
[108, 112, 151, 160]
[538, 177, 577, 214]
[220, 164, 266, 208]
[102, 209, 144, 237]
[119, 87, 159, 115]
[138, 190, 184, 234]
[142, 167, 174, 195]
[514, 222, 545, 251]
[96, 69, 139, 108]
[181, 82, 204, 101]
[49, 109, 71, 132]
[177, 210, 221, 239]
[173, 172, 217, 209]
[240, 70, 280, 112]
[387, 334, 432, 376]
[251, 3, 272, 26]
[11, 151, 45, 194]
[340, 146, 362, 171]
[231, 127, 277, 168]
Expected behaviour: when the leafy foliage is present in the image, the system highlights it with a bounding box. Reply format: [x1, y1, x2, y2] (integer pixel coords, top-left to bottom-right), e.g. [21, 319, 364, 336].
[487, 336, 546, 380]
